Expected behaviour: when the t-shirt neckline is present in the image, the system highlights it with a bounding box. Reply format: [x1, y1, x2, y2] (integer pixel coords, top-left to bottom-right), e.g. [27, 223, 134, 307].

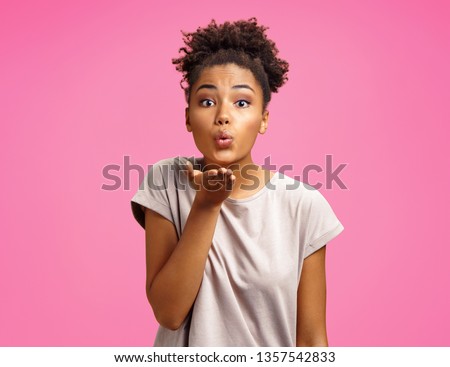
[225, 171, 279, 204]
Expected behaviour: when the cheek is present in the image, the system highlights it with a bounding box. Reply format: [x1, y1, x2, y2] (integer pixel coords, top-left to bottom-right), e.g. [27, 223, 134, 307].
[190, 128, 211, 149]
[189, 107, 210, 121]
[190, 124, 209, 138]
[242, 118, 262, 134]
[188, 111, 211, 131]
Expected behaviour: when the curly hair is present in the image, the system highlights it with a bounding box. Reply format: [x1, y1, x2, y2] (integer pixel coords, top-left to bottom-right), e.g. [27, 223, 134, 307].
[172, 17, 289, 112]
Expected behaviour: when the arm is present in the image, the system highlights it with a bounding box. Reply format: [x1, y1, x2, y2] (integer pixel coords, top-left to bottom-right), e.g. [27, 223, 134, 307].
[145, 165, 235, 331]
[296, 245, 329, 347]
[145, 199, 221, 330]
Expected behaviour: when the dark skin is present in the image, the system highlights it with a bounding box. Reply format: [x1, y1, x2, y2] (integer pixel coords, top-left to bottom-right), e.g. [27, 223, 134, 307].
[185, 63, 272, 200]
[139, 63, 328, 344]
[184, 63, 329, 346]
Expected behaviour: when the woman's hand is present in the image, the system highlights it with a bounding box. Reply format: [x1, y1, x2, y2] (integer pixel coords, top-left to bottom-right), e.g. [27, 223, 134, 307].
[185, 160, 236, 207]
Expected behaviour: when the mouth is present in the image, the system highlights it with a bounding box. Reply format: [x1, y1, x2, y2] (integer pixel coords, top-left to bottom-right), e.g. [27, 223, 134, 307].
[214, 131, 234, 149]
[215, 138, 233, 148]
[215, 130, 233, 140]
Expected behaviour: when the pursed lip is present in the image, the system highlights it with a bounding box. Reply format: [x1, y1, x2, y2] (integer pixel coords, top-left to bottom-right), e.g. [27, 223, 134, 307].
[214, 130, 233, 140]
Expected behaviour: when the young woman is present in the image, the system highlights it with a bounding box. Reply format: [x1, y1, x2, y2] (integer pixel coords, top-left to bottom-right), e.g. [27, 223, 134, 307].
[131, 17, 344, 347]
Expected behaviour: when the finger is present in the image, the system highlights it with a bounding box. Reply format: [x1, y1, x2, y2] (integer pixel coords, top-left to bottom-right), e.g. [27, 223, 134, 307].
[206, 171, 224, 191]
[207, 169, 219, 177]
[185, 160, 193, 177]
[214, 167, 228, 183]
[185, 161, 202, 190]
[224, 169, 234, 182]
[186, 161, 197, 184]
[192, 170, 205, 189]
[225, 174, 236, 191]
[216, 167, 226, 180]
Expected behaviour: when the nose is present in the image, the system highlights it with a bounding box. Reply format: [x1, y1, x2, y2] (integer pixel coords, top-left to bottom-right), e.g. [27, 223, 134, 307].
[215, 103, 230, 125]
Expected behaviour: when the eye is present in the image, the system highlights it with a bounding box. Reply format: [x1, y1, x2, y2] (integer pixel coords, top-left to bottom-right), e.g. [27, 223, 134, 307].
[235, 100, 250, 108]
[200, 99, 215, 107]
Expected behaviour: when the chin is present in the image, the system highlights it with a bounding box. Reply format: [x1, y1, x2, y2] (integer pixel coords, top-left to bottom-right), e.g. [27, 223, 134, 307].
[203, 151, 239, 167]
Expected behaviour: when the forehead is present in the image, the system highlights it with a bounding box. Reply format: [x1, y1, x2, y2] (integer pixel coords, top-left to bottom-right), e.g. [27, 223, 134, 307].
[195, 63, 257, 85]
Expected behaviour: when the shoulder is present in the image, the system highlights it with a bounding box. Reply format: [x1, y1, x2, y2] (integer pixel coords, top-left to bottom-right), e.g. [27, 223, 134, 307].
[273, 171, 321, 203]
[272, 171, 338, 218]
[142, 156, 203, 195]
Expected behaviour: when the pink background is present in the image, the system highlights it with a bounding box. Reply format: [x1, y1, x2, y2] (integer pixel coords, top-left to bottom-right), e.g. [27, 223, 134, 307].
[1, 0, 449, 346]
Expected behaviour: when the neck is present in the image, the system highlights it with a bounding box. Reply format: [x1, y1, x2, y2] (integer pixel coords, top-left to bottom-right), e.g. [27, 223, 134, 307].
[201, 154, 266, 196]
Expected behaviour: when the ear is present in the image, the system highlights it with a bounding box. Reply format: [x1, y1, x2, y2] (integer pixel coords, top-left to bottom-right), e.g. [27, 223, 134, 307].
[185, 107, 192, 132]
[259, 110, 269, 134]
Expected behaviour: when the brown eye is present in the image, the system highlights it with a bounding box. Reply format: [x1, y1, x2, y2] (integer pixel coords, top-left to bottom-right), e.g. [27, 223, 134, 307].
[200, 99, 214, 107]
[235, 100, 250, 108]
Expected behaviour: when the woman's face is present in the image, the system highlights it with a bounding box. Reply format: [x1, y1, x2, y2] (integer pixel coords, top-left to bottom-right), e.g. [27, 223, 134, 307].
[186, 63, 269, 169]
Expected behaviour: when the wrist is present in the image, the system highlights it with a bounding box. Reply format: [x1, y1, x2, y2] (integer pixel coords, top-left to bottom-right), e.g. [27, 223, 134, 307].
[192, 196, 223, 211]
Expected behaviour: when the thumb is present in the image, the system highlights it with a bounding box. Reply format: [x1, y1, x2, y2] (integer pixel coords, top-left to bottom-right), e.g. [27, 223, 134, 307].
[185, 160, 194, 178]
[185, 160, 201, 190]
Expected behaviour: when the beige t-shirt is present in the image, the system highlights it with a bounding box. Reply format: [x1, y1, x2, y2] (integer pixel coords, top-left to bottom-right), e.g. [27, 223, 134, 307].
[131, 156, 344, 347]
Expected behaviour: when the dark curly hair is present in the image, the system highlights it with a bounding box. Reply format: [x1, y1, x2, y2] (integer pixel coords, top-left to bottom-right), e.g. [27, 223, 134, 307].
[172, 17, 289, 112]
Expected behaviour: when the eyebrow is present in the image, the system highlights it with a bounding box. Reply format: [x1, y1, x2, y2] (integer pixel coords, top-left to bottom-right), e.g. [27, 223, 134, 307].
[195, 84, 255, 94]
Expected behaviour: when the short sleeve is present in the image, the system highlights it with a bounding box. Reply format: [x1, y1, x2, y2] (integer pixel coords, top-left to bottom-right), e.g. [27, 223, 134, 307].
[303, 188, 344, 259]
[130, 161, 174, 230]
